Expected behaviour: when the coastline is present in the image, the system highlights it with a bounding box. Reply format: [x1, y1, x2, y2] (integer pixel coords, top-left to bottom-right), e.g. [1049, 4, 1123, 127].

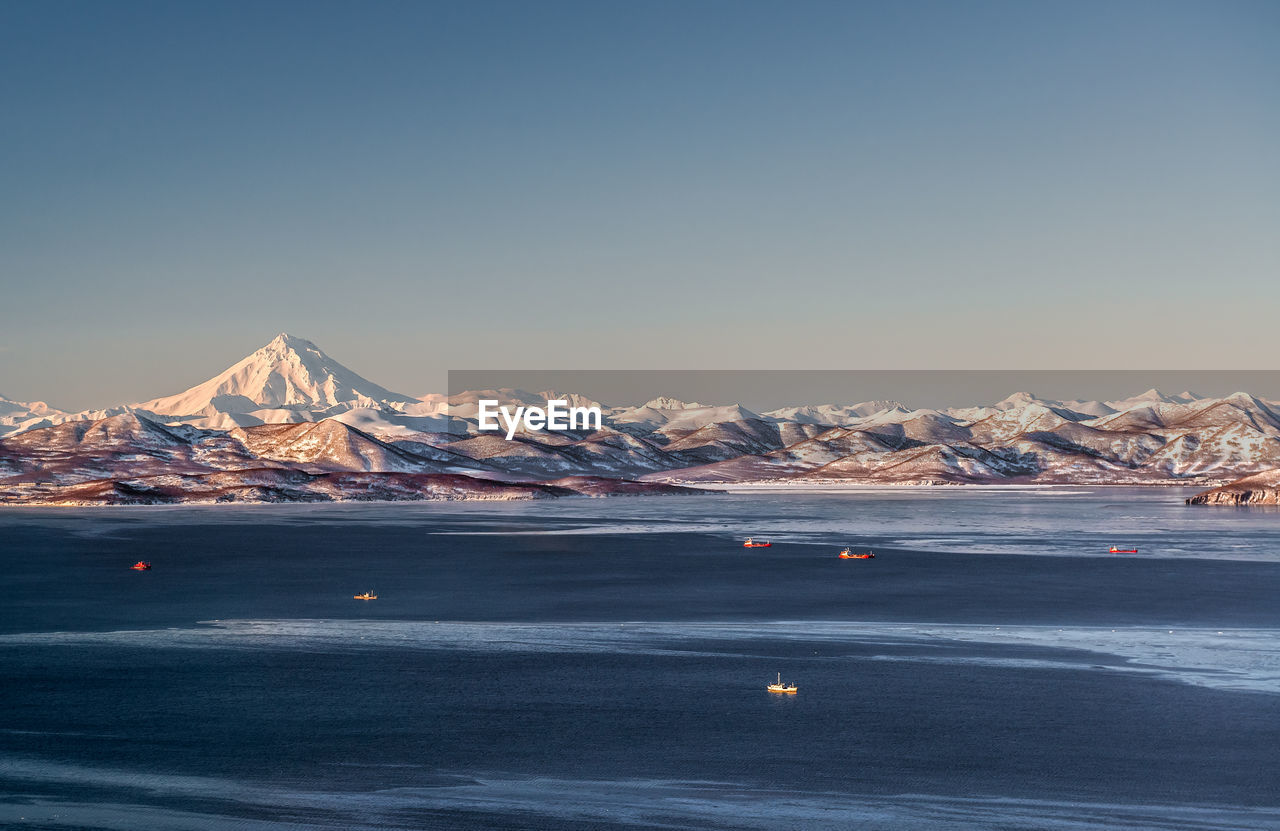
[680, 481, 1224, 492]
[0, 479, 1224, 507]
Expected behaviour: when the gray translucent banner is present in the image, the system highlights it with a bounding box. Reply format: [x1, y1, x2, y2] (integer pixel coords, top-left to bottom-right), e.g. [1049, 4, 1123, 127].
[434, 370, 1280, 487]
[448, 369, 1280, 412]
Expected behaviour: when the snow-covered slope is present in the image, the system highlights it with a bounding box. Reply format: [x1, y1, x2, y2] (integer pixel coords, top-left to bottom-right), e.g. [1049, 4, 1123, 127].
[0, 395, 65, 420]
[0, 412, 241, 485]
[1107, 388, 1203, 410]
[326, 407, 456, 437]
[612, 403, 763, 433]
[0, 395, 73, 438]
[763, 401, 904, 425]
[640, 397, 705, 410]
[227, 420, 442, 473]
[846, 408, 972, 445]
[966, 402, 1089, 445]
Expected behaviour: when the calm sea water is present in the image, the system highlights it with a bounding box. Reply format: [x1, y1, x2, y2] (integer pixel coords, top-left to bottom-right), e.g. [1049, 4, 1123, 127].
[2, 488, 1279, 830]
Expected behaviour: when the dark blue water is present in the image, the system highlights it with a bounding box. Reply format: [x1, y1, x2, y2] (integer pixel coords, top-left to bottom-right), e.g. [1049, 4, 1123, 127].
[2, 490, 1279, 829]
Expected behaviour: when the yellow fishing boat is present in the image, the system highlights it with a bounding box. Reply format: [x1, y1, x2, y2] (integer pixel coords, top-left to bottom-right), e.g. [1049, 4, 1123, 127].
[766, 672, 798, 694]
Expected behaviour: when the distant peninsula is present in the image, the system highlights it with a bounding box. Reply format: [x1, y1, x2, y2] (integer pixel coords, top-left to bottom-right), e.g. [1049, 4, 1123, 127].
[1187, 469, 1280, 506]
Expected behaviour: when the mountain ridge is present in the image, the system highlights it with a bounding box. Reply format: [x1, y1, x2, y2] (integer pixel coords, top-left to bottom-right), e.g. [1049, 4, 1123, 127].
[4, 335, 1280, 502]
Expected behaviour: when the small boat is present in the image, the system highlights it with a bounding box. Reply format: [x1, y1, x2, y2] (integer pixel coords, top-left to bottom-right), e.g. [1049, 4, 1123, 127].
[1109, 546, 1139, 554]
[743, 537, 772, 548]
[354, 591, 378, 600]
[130, 561, 151, 571]
[766, 672, 798, 694]
[839, 548, 874, 559]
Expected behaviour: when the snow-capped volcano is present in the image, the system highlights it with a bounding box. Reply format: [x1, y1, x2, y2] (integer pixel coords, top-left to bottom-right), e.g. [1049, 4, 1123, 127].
[138, 333, 414, 416]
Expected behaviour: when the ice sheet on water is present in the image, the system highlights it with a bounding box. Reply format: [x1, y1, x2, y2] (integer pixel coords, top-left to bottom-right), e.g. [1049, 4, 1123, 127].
[4, 619, 1277, 694]
[7, 488, 1277, 560]
[2, 757, 1279, 831]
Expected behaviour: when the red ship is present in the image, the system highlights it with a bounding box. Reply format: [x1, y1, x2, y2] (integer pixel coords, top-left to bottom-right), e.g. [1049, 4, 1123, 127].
[839, 548, 875, 559]
[131, 561, 152, 570]
[1109, 546, 1139, 554]
[743, 538, 772, 548]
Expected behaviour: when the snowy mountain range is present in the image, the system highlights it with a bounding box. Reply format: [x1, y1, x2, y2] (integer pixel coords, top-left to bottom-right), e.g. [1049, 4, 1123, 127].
[3, 334, 1279, 503]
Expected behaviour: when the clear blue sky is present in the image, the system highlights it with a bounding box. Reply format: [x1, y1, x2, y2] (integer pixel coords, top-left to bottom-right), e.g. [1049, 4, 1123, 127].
[1, 0, 1277, 409]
